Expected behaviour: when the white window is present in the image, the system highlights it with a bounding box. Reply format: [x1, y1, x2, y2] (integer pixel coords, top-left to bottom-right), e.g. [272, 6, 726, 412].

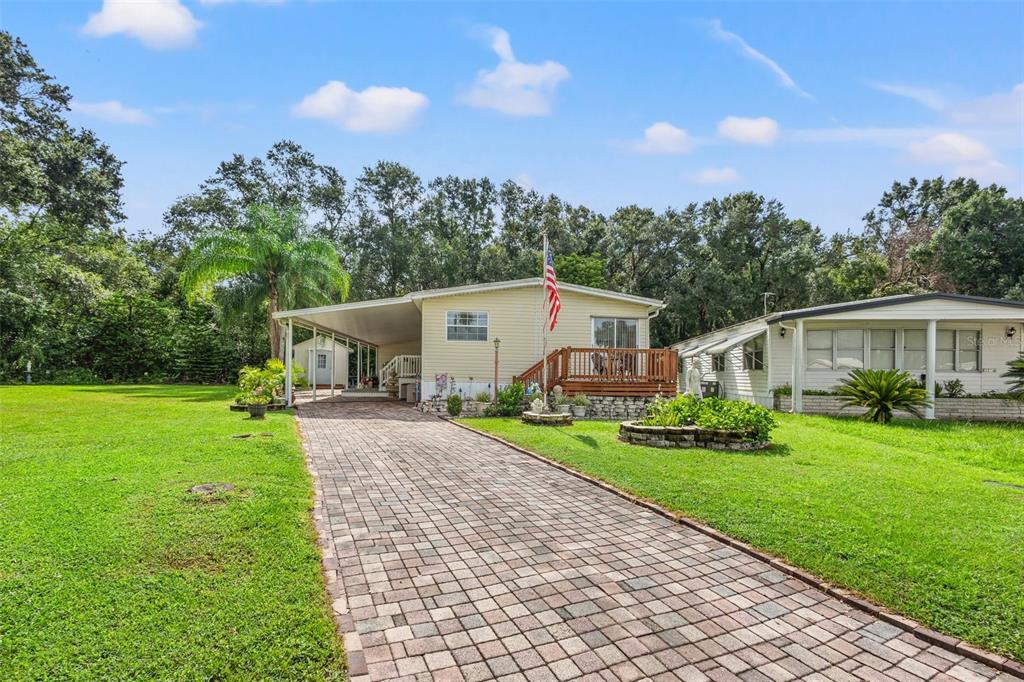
[743, 335, 765, 370]
[593, 318, 638, 348]
[869, 329, 896, 369]
[712, 354, 725, 372]
[902, 328, 981, 372]
[446, 312, 488, 341]
[316, 353, 327, 369]
[806, 330, 834, 370]
[836, 330, 864, 370]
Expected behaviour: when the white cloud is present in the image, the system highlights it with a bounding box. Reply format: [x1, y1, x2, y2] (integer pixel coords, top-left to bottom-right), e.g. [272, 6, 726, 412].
[291, 80, 429, 133]
[948, 83, 1024, 126]
[460, 27, 570, 117]
[705, 19, 812, 100]
[717, 116, 779, 145]
[688, 167, 740, 184]
[82, 0, 202, 50]
[907, 132, 992, 164]
[632, 122, 694, 154]
[71, 99, 154, 125]
[512, 173, 535, 190]
[869, 82, 946, 110]
[954, 160, 1017, 185]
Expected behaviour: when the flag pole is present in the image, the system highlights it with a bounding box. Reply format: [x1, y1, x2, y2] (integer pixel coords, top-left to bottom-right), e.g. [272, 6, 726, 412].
[541, 230, 548, 410]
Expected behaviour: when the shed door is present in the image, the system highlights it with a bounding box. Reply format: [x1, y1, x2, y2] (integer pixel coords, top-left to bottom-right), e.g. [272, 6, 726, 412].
[315, 352, 332, 385]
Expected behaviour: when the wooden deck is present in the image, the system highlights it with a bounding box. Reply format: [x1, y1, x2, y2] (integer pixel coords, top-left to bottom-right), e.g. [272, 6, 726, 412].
[514, 347, 678, 397]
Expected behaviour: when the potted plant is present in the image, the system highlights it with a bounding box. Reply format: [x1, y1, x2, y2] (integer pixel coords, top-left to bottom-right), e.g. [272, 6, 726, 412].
[244, 389, 271, 419]
[570, 394, 590, 418]
[555, 394, 572, 414]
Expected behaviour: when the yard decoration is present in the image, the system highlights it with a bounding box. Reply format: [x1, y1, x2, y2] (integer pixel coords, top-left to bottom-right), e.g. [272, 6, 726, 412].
[570, 394, 590, 418]
[837, 368, 930, 424]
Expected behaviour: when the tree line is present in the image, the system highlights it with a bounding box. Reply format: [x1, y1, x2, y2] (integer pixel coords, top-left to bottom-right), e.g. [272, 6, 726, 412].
[3, 31, 1023, 383]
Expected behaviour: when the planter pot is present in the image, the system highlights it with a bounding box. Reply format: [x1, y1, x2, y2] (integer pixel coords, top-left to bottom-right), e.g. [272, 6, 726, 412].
[570, 405, 587, 418]
[557, 404, 572, 415]
[247, 404, 268, 419]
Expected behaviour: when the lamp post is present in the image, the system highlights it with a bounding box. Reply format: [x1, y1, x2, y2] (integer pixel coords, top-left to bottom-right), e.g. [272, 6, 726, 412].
[492, 338, 501, 404]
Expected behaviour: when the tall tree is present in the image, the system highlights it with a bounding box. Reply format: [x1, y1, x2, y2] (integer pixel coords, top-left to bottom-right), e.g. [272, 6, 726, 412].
[414, 176, 497, 289]
[180, 204, 350, 359]
[347, 162, 423, 298]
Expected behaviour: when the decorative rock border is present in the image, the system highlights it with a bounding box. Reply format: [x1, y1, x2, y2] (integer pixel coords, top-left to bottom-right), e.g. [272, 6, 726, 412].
[229, 402, 287, 412]
[618, 420, 770, 451]
[521, 411, 573, 426]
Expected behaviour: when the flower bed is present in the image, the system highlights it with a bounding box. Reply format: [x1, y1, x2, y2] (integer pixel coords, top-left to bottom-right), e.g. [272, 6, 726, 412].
[618, 421, 770, 450]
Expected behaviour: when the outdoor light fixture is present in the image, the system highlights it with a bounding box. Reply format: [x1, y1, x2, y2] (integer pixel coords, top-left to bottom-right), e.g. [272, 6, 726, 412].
[493, 337, 501, 350]
[779, 327, 786, 338]
[1008, 326, 1017, 339]
[492, 338, 501, 404]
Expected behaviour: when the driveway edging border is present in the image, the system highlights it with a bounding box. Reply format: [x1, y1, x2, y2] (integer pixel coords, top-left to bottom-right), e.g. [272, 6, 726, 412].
[447, 417, 1024, 679]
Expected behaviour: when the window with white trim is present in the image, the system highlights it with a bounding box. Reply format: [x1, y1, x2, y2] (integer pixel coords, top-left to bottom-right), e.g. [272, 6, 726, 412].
[743, 335, 765, 370]
[806, 330, 834, 370]
[903, 329, 927, 371]
[712, 354, 725, 372]
[316, 353, 327, 369]
[593, 318, 639, 348]
[446, 312, 488, 341]
[958, 330, 980, 371]
[869, 329, 896, 369]
[902, 328, 980, 372]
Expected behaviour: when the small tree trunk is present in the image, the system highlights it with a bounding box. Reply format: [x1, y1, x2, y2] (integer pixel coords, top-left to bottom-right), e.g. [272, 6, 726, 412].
[268, 282, 280, 360]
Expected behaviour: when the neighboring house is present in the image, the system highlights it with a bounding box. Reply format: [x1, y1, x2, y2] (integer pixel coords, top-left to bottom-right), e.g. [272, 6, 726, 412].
[672, 293, 1024, 419]
[292, 337, 351, 388]
[273, 278, 674, 403]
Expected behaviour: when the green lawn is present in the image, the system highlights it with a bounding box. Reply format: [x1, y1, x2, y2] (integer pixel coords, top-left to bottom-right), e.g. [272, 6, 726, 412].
[461, 413, 1024, 661]
[0, 385, 343, 681]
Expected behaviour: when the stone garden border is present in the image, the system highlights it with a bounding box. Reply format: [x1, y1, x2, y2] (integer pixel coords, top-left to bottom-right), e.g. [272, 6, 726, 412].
[618, 420, 770, 451]
[521, 411, 573, 426]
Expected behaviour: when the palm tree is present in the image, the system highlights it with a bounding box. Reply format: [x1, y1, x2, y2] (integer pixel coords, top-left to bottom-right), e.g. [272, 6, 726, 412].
[836, 368, 931, 424]
[1003, 354, 1024, 399]
[180, 205, 349, 360]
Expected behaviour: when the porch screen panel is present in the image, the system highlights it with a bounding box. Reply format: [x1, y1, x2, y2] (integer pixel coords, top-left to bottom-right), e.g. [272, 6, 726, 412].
[903, 330, 926, 371]
[936, 330, 956, 371]
[869, 330, 895, 369]
[806, 330, 833, 369]
[836, 330, 864, 369]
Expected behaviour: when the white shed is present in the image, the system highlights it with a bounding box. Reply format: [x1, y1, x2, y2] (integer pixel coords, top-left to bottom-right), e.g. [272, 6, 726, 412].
[292, 337, 352, 387]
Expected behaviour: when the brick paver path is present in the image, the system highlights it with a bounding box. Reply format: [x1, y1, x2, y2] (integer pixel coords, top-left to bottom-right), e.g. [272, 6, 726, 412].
[300, 401, 1012, 682]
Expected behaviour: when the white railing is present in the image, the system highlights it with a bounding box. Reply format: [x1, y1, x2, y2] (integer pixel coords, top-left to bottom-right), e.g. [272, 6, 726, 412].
[380, 354, 421, 382]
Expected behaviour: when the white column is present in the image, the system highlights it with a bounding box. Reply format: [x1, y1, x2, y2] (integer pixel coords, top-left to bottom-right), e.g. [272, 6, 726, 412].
[925, 319, 936, 419]
[330, 333, 336, 398]
[793, 319, 804, 413]
[284, 319, 293, 406]
[356, 343, 362, 387]
[311, 326, 317, 402]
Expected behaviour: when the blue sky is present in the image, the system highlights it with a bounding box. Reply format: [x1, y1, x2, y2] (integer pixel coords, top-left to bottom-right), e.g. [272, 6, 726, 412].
[4, 1, 1023, 235]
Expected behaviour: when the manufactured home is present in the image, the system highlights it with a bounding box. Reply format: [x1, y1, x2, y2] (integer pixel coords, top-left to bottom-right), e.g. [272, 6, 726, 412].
[274, 278, 676, 404]
[673, 293, 1024, 419]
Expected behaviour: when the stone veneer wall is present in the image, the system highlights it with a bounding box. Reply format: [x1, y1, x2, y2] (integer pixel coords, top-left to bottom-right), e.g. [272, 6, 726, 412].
[619, 421, 769, 451]
[419, 397, 490, 417]
[583, 396, 659, 421]
[774, 394, 1024, 422]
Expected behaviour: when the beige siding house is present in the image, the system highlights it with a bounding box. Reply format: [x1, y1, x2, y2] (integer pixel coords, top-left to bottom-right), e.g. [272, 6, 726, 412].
[274, 278, 666, 403]
[673, 293, 1024, 418]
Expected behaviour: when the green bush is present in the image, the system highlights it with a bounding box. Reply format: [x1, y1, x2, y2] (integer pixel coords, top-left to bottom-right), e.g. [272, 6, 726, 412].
[837, 368, 930, 424]
[943, 378, 966, 398]
[571, 394, 591, 406]
[1003, 354, 1024, 400]
[446, 394, 463, 417]
[235, 359, 286, 405]
[642, 394, 777, 441]
[475, 390, 492, 402]
[483, 381, 525, 417]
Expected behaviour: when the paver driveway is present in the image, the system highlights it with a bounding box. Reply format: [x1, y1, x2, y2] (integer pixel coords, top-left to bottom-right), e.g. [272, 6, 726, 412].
[300, 401, 1012, 682]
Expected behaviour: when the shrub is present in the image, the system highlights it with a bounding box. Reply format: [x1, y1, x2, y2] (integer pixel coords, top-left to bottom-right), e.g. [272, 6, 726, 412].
[446, 394, 463, 417]
[641, 394, 777, 441]
[235, 359, 286, 405]
[942, 378, 966, 398]
[571, 394, 591, 406]
[1003, 354, 1024, 400]
[837, 369, 930, 424]
[483, 381, 526, 417]
[45, 367, 104, 385]
[475, 390, 492, 403]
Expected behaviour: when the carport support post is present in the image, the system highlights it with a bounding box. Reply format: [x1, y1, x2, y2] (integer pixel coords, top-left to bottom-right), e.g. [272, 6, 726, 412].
[285, 319, 293, 406]
[311, 326, 318, 402]
[925, 319, 936, 419]
[792, 319, 804, 413]
[330, 333, 336, 398]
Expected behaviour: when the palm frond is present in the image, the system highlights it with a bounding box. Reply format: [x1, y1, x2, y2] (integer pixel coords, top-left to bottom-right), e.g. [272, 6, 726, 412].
[836, 368, 931, 424]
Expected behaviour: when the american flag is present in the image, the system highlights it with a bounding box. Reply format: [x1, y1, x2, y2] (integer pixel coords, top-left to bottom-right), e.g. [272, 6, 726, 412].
[545, 246, 561, 331]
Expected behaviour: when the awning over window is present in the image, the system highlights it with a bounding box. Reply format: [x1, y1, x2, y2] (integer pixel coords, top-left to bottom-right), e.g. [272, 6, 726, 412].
[680, 328, 765, 358]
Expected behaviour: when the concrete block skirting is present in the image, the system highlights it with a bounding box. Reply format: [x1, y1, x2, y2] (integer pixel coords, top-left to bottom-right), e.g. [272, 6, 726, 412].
[774, 394, 1024, 421]
[618, 420, 770, 451]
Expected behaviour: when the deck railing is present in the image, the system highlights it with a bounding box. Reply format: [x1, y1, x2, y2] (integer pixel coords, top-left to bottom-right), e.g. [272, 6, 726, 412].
[380, 354, 421, 381]
[514, 347, 677, 396]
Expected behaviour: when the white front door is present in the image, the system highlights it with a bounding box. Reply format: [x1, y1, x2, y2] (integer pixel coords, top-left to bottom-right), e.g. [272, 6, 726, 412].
[315, 352, 331, 385]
